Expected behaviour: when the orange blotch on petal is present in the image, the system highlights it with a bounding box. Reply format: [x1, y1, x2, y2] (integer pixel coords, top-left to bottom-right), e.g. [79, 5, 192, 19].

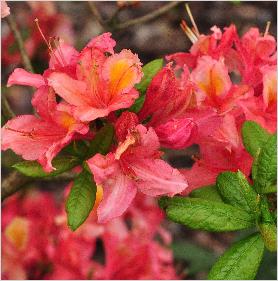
[5, 217, 29, 251]
[103, 49, 143, 96]
[192, 56, 231, 99]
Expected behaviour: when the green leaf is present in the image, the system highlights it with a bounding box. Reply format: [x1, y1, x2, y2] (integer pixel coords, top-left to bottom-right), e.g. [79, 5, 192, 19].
[66, 169, 97, 231]
[172, 240, 217, 275]
[135, 58, 163, 94]
[251, 148, 260, 181]
[13, 156, 80, 178]
[88, 123, 114, 157]
[190, 185, 223, 202]
[62, 140, 89, 159]
[163, 197, 255, 232]
[259, 223, 277, 252]
[208, 233, 264, 280]
[241, 121, 271, 157]
[129, 94, 146, 113]
[254, 134, 277, 194]
[216, 171, 259, 215]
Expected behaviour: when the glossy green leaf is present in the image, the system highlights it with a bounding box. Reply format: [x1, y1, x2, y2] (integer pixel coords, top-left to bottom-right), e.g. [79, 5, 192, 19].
[259, 223, 277, 252]
[254, 134, 277, 194]
[88, 123, 114, 157]
[13, 156, 80, 178]
[241, 121, 270, 157]
[162, 197, 255, 232]
[216, 171, 259, 215]
[208, 233, 264, 280]
[190, 185, 223, 202]
[66, 169, 96, 231]
[135, 58, 163, 94]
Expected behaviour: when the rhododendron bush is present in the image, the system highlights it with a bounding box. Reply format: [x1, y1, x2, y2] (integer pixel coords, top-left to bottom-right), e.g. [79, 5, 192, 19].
[1, 1, 277, 280]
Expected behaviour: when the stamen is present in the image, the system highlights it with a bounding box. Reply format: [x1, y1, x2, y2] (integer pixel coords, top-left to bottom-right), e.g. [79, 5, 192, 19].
[185, 4, 200, 37]
[52, 37, 67, 67]
[180, 20, 198, 43]
[34, 18, 53, 52]
[264, 21, 271, 36]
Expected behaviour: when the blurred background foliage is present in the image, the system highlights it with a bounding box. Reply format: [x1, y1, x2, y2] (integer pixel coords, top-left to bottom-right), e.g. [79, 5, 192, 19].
[1, 1, 277, 279]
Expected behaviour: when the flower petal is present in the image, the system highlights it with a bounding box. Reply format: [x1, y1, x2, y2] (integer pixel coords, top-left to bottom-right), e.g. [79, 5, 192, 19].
[48, 72, 88, 106]
[7, 68, 45, 88]
[132, 159, 188, 197]
[155, 117, 197, 149]
[97, 172, 137, 223]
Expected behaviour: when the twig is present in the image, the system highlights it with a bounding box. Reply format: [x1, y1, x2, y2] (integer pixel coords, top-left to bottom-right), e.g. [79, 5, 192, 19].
[115, 1, 181, 30]
[1, 171, 76, 202]
[5, 14, 34, 73]
[1, 93, 15, 120]
[88, 1, 108, 30]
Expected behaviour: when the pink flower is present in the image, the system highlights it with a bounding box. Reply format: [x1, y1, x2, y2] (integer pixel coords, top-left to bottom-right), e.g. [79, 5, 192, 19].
[47, 33, 143, 122]
[2, 86, 88, 172]
[1, 1, 10, 18]
[87, 112, 188, 223]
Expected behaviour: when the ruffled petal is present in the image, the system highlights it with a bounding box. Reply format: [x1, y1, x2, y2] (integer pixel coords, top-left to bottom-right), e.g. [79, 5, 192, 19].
[86, 32, 116, 54]
[102, 49, 143, 96]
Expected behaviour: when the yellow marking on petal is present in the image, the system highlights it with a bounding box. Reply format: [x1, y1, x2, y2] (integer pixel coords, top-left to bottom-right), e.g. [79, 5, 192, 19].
[59, 112, 76, 129]
[5, 217, 29, 251]
[109, 59, 137, 96]
[92, 185, 103, 213]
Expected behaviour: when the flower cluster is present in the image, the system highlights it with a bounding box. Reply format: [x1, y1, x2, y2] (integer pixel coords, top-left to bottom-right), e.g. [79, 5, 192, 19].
[2, 32, 188, 223]
[161, 23, 276, 193]
[2, 190, 178, 280]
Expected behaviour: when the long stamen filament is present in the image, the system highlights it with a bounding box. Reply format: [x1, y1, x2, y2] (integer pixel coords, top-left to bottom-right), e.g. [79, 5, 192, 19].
[34, 18, 53, 52]
[264, 21, 271, 36]
[185, 4, 200, 37]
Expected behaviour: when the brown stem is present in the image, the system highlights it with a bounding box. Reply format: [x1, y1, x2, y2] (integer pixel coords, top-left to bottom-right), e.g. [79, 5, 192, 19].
[1, 93, 15, 120]
[88, 1, 108, 30]
[6, 14, 34, 73]
[1, 171, 76, 202]
[115, 1, 181, 30]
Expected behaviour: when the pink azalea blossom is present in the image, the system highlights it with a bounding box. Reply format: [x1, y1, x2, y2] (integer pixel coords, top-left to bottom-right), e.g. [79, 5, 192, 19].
[87, 112, 188, 223]
[47, 33, 143, 122]
[2, 86, 88, 172]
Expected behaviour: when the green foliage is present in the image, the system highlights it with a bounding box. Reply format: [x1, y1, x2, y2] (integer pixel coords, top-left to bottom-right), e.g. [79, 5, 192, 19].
[190, 185, 223, 202]
[88, 123, 114, 156]
[161, 197, 255, 231]
[159, 121, 277, 280]
[216, 171, 259, 215]
[13, 156, 80, 178]
[208, 233, 264, 280]
[130, 58, 163, 112]
[66, 169, 97, 231]
[172, 240, 217, 276]
[135, 58, 163, 94]
[253, 134, 277, 194]
[241, 121, 270, 157]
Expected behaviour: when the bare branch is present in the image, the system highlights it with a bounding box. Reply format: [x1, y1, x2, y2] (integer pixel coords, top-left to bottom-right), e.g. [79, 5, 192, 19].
[88, 1, 107, 30]
[1, 171, 76, 202]
[1, 93, 15, 120]
[115, 1, 181, 30]
[5, 14, 34, 73]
